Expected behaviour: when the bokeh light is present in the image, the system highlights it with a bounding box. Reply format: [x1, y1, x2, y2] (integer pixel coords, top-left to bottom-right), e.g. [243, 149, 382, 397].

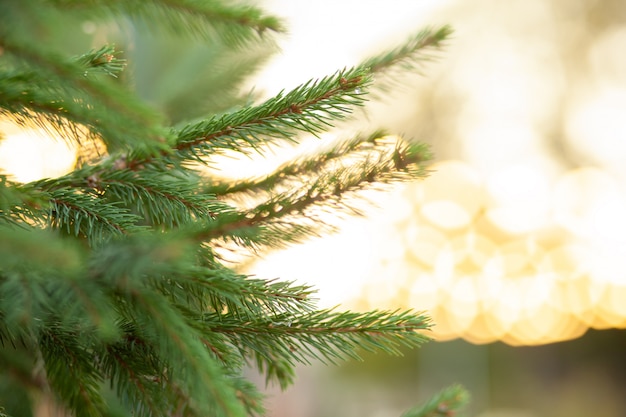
[0, 120, 76, 183]
[356, 160, 626, 345]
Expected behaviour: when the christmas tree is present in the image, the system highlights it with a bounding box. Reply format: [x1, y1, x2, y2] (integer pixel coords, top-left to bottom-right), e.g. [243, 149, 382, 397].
[0, 1, 468, 416]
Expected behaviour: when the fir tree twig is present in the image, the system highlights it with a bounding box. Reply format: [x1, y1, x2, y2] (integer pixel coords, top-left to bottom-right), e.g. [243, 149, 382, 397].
[400, 385, 470, 417]
[49, 0, 286, 45]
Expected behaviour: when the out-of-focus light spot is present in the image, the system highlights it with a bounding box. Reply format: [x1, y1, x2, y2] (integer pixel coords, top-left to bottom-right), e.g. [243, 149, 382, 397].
[461, 124, 545, 171]
[356, 160, 626, 345]
[589, 254, 626, 328]
[428, 306, 461, 342]
[417, 160, 483, 230]
[486, 164, 551, 234]
[591, 288, 626, 329]
[483, 278, 523, 338]
[449, 231, 497, 270]
[588, 26, 626, 86]
[565, 88, 626, 174]
[445, 275, 480, 335]
[553, 168, 626, 240]
[509, 306, 585, 346]
[81, 21, 97, 34]
[0, 122, 76, 182]
[405, 224, 448, 267]
[462, 314, 500, 345]
[542, 244, 602, 326]
[408, 272, 441, 312]
[498, 238, 544, 276]
[447, 25, 563, 171]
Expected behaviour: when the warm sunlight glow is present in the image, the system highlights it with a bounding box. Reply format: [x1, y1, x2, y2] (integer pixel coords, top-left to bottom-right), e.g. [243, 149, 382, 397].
[553, 168, 626, 240]
[485, 164, 551, 234]
[347, 161, 626, 345]
[0, 121, 77, 182]
[416, 161, 483, 230]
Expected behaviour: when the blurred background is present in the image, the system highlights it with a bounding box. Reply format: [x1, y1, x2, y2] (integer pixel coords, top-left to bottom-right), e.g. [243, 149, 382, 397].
[2, 0, 626, 416]
[243, 1, 626, 416]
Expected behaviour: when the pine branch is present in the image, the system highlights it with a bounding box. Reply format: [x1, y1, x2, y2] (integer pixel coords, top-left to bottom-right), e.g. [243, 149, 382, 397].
[30, 164, 235, 233]
[74, 45, 127, 78]
[214, 133, 431, 207]
[118, 288, 246, 417]
[40, 325, 106, 417]
[88, 169, 227, 227]
[154, 67, 371, 167]
[87, 231, 315, 316]
[99, 338, 170, 417]
[171, 267, 316, 317]
[400, 385, 470, 417]
[0, 70, 103, 149]
[0, 176, 48, 227]
[48, 188, 144, 243]
[202, 309, 431, 387]
[198, 136, 431, 249]
[229, 377, 265, 416]
[363, 25, 453, 91]
[208, 130, 390, 196]
[194, 212, 318, 252]
[364, 26, 452, 74]
[50, 0, 286, 45]
[0, 232, 100, 351]
[0, 39, 168, 155]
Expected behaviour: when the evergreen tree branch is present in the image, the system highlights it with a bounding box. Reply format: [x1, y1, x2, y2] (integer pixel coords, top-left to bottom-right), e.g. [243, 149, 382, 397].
[74, 45, 127, 79]
[119, 288, 246, 417]
[48, 189, 144, 243]
[202, 309, 431, 387]
[167, 267, 317, 318]
[40, 325, 106, 417]
[229, 377, 265, 416]
[142, 68, 371, 168]
[0, 231, 118, 350]
[0, 70, 103, 148]
[89, 169, 227, 227]
[400, 384, 470, 417]
[0, 176, 48, 226]
[0, 37, 168, 155]
[198, 137, 431, 248]
[31, 164, 235, 229]
[88, 235, 315, 318]
[100, 332, 179, 417]
[197, 214, 318, 251]
[208, 130, 390, 196]
[84, 238, 291, 415]
[50, 0, 286, 45]
[363, 25, 453, 86]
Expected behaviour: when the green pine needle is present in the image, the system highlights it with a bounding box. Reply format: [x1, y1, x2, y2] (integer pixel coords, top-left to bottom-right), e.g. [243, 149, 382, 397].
[400, 385, 470, 417]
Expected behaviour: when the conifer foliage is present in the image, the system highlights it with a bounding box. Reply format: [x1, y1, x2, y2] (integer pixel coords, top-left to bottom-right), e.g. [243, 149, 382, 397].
[0, 1, 468, 416]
